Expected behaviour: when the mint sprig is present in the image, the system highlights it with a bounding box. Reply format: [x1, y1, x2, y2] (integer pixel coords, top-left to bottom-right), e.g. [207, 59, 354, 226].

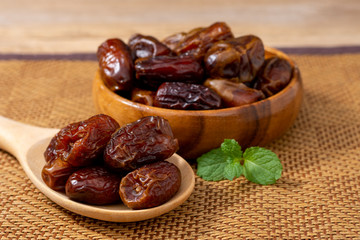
[196, 139, 282, 185]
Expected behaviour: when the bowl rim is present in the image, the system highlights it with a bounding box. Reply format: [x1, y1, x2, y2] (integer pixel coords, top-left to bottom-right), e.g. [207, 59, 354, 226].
[95, 46, 301, 116]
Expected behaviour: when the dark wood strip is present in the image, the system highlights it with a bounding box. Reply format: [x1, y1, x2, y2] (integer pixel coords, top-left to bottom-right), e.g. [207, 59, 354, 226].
[1, 46, 360, 60]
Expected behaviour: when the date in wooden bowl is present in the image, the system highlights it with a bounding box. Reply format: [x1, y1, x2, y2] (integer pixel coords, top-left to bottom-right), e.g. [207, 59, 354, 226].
[92, 47, 303, 160]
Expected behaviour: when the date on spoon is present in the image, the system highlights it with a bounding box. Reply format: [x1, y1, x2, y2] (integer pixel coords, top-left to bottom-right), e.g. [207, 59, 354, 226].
[0, 116, 195, 222]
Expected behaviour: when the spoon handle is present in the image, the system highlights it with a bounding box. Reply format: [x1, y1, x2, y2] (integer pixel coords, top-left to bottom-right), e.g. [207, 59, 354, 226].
[0, 116, 57, 160]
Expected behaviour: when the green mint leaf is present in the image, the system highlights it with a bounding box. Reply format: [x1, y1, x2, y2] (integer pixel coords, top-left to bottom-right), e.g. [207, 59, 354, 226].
[196, 148, 228, 181]
[224, 161, 243, 180]
[197, 139, 283, 184]
[221, 139, 244, 180]
[221, 139, 243, 161]
[243, 147, 283, 185]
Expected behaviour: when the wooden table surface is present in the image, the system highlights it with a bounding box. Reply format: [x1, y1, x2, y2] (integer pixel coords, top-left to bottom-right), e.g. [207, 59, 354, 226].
[0, 0, 359, 54]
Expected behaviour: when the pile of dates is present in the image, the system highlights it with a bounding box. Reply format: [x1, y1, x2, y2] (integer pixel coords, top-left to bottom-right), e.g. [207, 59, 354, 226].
[97, 22, 293, 110]
[42, 114, 181, 209]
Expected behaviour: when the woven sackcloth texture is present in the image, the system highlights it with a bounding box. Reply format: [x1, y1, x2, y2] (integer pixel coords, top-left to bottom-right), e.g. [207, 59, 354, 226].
[0, 53, 360, 239]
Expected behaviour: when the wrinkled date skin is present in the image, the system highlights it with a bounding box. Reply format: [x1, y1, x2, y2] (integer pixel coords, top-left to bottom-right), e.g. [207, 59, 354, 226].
[131, 88, 155, 106]
[154, 82, 222, 110]
[162, 32, 187, 51]
[162, 27, 204, 51]
[104, 116, 179, 172]
[204, 35, 265, 83]
[97, 38, 134, 91]
[42, 158, 79, 191]
[128, 34, 174, 60]
[95, 23, 293, 111]
[65, 166, 122, 205]
[173, 22, 234, 60]
[42, 114, 119, 191]
[134, 56, 204, 90]
[204, 41, 251, 81]
[254, 57, 293, 97]
[44, 114, 120, 167]
[119, 161, 181, 209]
[227, 35, 265, 78]
[204, 79, 265, 107]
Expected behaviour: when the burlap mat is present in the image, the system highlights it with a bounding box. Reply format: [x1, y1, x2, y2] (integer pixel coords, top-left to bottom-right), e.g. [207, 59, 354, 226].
[0, 52, 360, 239]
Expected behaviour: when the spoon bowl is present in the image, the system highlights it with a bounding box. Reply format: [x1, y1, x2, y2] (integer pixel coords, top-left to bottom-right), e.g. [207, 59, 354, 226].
[0, 116, 195, 222]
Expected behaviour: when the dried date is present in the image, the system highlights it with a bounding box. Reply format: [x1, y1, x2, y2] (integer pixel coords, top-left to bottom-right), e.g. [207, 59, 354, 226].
[204, 79, 265, 107]
[204, 41, 251, 81]
[44, 114, 119, 167]
[162, 27, 204, 51]
[173, 22, 234, 60]
[42, 158, 79, 191]
[131, 88, 155, 106]
[65, 166, 122, 205]
[162, 32, 187, 51]
[128, 34, 174, 60]
[119, 161, 181, 209]
[153, 82, 222, 110]
[104, 116, 179, 172]
[254, 57, 293, 97]
[227, 35, 265, 79]
[204, 35, 265, 83]
[97, 38, 134, 91]
[134, 56, 204, 90]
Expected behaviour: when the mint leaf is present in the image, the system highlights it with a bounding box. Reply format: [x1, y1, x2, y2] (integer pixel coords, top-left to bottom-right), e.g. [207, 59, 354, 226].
[224, 161, 243, 180]
[196, 148, 228, 181]
[243, 147, 282, 185]
[221, 139, 243, 160]
[197, 139, 283, 185]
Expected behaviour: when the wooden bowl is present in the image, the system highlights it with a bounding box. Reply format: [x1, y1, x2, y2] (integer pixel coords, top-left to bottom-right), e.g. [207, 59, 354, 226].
[92, 47, 303, 160]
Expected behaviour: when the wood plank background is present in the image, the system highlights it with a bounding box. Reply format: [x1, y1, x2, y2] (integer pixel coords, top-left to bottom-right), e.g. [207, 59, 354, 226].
[0, 0, 359, 54]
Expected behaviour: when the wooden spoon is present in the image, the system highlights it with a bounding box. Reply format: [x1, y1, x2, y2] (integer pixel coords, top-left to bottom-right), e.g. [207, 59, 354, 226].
[0, 116, 195, 222]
